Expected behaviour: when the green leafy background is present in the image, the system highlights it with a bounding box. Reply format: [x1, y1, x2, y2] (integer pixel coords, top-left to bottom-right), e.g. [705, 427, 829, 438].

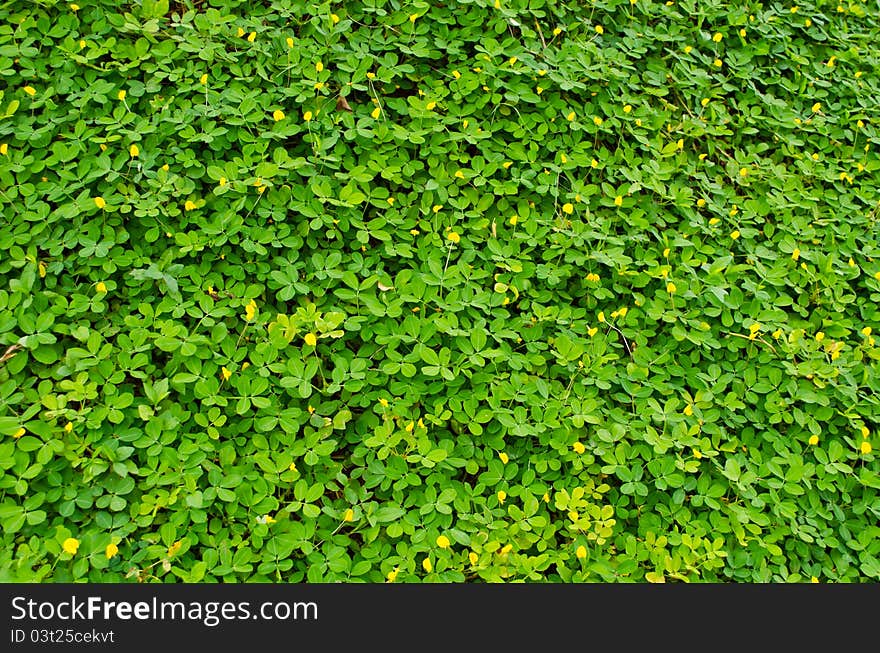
[1, 0, 878, 582]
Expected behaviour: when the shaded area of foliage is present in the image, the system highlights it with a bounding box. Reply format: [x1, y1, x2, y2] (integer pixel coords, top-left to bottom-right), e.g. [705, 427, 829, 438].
[1, 0, 879, 582]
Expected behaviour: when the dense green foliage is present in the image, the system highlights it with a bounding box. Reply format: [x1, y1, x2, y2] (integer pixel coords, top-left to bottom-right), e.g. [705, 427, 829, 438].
[1, 0, 879, 583]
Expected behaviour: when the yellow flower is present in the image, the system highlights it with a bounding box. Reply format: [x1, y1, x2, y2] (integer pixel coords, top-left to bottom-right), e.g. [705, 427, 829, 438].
[129, 144, 139, 158]
[184, 200, 197, 211]
[808, 435, 819, 446]
[791, 248, 800, 261]
[221, 367, 232, 381]
[623, 104, 632, 113]
[422, 557, 433, 572]
[386, 567, 399, 582]
[331, 13, 340, 24]
[79, 40, 86, 48]
[425, 101, 436, 111]
[273, 109, 285, 121]
[247, 31, 256, 42]
[289, 462, 297, 472]
[160, 162, 168, 170]
[739, 167, 749, 177]
[200, 73, 208, 85]
[499, 452, 509, 464]
[371, 106, 381, 119]
[0, 143, 7, 155]
[315, 61, 324, 72]
[667, 282, 677, 294]
[712, 32, 723, 42]
[536, 86, 544, 94]
[502, 161, 513, 169]
[684, 404, 693, 416]
[244, 299, 257, 321]
[304, 333, 318, 347]
[576, 545, 587, 559]
[452, 70, 461, 80]
[24, 85, 36, 96]
[875, 271, 880, 281]
[509, 215, 518, 226]
[343, 508, 354, 522]
[237, 27, 245, 37]
[713, 58, 722, 67]
[436, 535, 451, 549]
[862, 327, 872, 337]
[94, 197, 106, 209]
[96, 281, 108, 293]
[117, 90, 126, 101]
[447, 231, 461, 244]
[70, 3, 79, 10]
[614, 195, 623, 207]
[740, 28, 747, 37]
[286, 37, 294, 48]
[588, 327, 598, 337]
[167, 540, 182, 557]
[730, 230, 740, 240]
[815, 332, 825, 342]
[219, 177, 227, 186]
[593, 116, 603, 126]
[811, 102, 821, 113]
[469, 551, 479, 565]
[572, 441, 585, 454]
[861, 441, 872, 455]
[62, 538, 80, 555]
[595, 25, 604, 34]
[105, 543, 118, 559]
[304, 110, 313, 122]
[64, 422, 73, 433]
[562, 203, 574, 215]
[497, 490, 507, 504]
[684, 45, 693, 54]
[13, 428, 25, 439]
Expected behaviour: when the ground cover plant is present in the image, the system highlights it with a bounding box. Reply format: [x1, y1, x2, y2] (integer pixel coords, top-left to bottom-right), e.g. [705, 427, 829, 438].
[1, 0, 879, 583]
